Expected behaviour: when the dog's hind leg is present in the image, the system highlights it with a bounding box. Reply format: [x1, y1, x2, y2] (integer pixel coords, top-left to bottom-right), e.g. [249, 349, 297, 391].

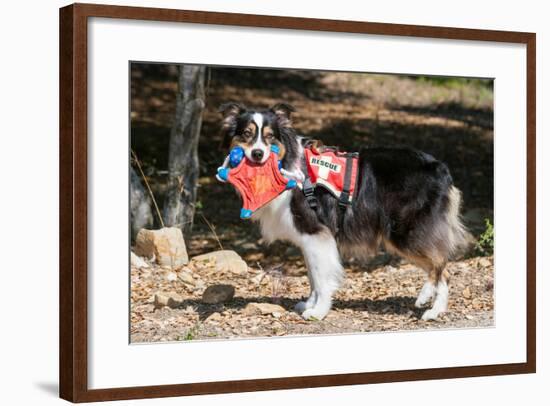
[421, 265, 450, 320]
[388, 242, 449, 320]
[412, 257, 440, 308]
[297, 231, 344, 320]
[415, 280, 436, 308]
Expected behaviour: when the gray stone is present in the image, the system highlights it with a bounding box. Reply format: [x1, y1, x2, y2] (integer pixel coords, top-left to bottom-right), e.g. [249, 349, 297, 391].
[202, 284, 235, 304]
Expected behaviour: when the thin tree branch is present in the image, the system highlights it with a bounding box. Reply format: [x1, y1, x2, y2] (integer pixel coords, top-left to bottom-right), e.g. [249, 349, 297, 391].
[131, 149, 165, 228]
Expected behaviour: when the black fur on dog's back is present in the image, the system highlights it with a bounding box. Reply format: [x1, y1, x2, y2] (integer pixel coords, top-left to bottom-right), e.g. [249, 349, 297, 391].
[290, 146, 466, 264]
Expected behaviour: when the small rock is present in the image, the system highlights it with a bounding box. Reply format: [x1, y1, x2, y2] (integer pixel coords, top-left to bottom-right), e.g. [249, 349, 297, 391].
[130, 251, 149, 268]
[462, 286, 472, 299]
[178, 270, 195, 285]
[194, 280, 206, 291]
[135, 227, 188, 267]
[241, 242, 259, 250]
[479, 257, 492, 268]
[154, 292, 183, 309]
[242, 302, 286, 316]
[192, 250, 240, 262]
[165, 272, 178, 282]
[206, 312, 222, 322]
[465, 314, 474, 320]
[192, 250, 248, 274]
[202, 284, 235, 304]
[272, 311, 282, 319]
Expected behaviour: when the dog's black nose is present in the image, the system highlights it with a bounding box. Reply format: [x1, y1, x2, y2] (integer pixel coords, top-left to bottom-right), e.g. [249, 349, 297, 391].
[251, 149, 264, 161]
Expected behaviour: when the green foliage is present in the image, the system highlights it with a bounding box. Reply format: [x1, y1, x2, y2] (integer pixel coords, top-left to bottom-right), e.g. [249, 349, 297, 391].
[475, 218, 494, 256]
[181, 323, 200, 341]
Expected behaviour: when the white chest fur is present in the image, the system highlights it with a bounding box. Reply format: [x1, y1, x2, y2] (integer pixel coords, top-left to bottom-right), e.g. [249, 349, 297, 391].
[252, 191, 303, 246]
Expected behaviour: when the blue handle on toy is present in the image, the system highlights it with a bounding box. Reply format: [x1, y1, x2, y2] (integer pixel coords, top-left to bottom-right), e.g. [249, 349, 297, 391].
[240, 208, 253, 219]
[229, 146, 245, 168]
[217, 167, 230, 181]
[286, 179, 297, 189]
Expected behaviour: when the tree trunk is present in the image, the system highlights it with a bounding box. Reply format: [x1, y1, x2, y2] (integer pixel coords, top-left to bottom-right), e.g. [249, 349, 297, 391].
[130, 165, 153, 240]
[163, 65, 206, 235]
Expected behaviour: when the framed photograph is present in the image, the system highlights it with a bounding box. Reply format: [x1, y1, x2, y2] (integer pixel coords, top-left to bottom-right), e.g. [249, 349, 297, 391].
[59, 3, 536, 402]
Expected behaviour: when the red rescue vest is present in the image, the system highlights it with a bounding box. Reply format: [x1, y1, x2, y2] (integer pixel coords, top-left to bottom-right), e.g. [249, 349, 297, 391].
[303, 147, 359, 207]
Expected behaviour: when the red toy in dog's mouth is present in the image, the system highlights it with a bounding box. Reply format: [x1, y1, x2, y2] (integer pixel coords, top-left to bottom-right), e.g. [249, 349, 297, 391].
[216, 144, 297, 219]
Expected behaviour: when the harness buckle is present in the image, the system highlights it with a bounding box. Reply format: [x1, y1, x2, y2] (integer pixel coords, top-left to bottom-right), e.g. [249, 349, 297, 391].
[302, 178, 318, 209]
[338, 190, 350, 209]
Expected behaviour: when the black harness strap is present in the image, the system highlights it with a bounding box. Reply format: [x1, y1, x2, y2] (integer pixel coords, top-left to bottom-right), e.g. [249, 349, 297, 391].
[300, 146, 318, 210]
[338, 154, 356, 210]
[302, 176, 318, 209]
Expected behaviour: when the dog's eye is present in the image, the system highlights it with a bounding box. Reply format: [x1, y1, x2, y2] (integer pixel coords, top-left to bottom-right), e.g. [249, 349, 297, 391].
[243, 130, 253, 138]
[265, 132, 274, 140]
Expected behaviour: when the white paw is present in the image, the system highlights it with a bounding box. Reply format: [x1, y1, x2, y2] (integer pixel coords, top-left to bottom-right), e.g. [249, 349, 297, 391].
[415, 296, 430, 308]
[421, 308, 444, 321]
[415, 282, 435, 308]
[302, 307, 329, 321]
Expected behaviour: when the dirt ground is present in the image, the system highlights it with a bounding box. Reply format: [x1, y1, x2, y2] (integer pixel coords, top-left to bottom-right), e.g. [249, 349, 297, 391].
[131, 254, 493, 342]
[130, 64, 494, 342]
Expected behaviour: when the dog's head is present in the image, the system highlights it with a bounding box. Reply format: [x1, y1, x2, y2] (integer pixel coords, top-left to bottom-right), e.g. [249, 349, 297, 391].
[219, 102, 299, 167]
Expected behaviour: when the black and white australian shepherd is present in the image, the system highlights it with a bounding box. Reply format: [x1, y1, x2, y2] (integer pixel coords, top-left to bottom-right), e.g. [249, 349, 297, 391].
[219, 102, 468, 321]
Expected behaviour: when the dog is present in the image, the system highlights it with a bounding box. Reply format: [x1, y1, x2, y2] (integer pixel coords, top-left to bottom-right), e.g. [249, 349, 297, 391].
[219, 102, 468, 321]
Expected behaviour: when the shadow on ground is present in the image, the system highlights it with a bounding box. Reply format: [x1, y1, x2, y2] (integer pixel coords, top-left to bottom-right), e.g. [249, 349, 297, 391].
[174, 295, 421, 322]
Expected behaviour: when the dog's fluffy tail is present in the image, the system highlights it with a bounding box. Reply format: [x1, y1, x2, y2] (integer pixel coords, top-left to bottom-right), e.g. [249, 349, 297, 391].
[446, 185, 471, 258]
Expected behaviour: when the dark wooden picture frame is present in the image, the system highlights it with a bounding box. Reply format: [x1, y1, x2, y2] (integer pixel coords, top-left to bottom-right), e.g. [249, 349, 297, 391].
[59, 3, 536, 402]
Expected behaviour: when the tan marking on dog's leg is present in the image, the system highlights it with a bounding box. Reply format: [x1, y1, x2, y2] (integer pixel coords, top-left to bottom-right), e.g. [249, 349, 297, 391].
[381, 238, 451, 318]
[422, 263, 450, 320]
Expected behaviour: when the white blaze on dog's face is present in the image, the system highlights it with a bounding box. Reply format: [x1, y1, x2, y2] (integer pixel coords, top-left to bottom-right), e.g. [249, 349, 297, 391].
[245, 113, 271, 164]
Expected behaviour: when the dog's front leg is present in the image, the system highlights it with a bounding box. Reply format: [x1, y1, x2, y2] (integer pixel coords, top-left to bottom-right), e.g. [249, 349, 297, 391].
[294, 272, 317, 313]
[297, 232, 344, 320]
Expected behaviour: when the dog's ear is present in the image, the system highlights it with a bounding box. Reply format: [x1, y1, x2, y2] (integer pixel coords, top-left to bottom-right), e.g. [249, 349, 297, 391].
[219, 102, 247, 119]
[219, 102, 247, 133]
[270, 103, 295, 128]
[218, 102, 247, 149]
[270, 103, 295, 120]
